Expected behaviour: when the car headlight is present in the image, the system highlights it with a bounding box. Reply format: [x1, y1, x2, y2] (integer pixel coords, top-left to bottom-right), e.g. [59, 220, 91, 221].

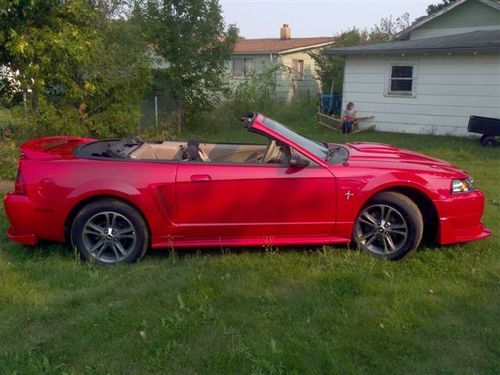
[451, 177, 474, 194]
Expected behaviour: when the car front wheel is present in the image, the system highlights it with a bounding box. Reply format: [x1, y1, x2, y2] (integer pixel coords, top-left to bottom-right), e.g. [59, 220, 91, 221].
[71, 199, 149, 265]
[354, 192, 423, 260]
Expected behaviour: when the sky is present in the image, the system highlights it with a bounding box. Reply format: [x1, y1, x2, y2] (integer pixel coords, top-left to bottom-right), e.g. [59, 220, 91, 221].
[220, 0, 431, 38]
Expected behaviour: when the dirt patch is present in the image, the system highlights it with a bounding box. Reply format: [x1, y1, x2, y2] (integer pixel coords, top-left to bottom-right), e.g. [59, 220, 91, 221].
[0, 180, 13, 194]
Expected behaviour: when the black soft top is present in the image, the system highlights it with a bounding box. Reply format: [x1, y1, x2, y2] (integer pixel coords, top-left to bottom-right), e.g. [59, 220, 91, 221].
[74, 137, 143, 159]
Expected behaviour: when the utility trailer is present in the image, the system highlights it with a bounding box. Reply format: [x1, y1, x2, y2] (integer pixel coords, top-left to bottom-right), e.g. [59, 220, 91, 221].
[468, 115, 500, 147]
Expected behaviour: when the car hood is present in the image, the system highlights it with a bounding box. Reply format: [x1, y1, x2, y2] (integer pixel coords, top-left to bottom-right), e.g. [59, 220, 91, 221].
[340, 142, 468, 176]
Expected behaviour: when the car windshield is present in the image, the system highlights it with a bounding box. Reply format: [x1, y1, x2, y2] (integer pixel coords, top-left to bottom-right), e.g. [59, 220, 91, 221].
[262, 117, 347, 164]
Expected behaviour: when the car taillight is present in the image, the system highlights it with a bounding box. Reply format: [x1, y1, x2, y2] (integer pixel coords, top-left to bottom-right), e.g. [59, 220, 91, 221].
[14, 169, 26, 195]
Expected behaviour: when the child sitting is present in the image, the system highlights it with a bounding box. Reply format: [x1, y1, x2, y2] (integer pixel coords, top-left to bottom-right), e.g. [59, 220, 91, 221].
[341, 102, 356, 134]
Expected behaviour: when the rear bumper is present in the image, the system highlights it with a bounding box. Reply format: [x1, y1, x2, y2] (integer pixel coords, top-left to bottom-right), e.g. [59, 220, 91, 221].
[435, 191, 491, 245]
[7, 227, 38, 246]
[4, 193, 39, 245]
[4, 192, 67, 246]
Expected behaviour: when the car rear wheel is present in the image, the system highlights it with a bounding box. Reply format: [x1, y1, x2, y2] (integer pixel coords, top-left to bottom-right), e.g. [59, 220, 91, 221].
[71, 199, 149, 265]
[354, 192, 423, 260]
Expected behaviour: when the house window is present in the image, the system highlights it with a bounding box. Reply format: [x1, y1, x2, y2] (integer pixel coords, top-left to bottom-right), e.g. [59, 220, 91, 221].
[232, 58, 254, 78]
[292, 59, 304, 80]
[388, 65, 414, 95]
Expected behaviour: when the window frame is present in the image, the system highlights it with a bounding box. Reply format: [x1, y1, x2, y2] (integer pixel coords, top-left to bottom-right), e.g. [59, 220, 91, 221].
[232, 57, 255, 78]
[385, 63, 417, 97]
[179, 138, 319, 168]
[292, 59, 305, 80]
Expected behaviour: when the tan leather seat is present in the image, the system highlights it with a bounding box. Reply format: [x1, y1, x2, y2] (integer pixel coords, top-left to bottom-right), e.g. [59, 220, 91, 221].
[262, 140, 278, 163]
[130, 144, 157, 159]
[131, 141, 272, 163]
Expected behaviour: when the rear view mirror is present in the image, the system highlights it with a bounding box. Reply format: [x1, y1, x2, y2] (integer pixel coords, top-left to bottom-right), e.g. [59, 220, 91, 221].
[289, 154, 310, 168]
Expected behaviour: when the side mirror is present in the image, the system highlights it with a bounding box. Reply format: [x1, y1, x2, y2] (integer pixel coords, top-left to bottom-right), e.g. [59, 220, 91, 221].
[289, 154, 310, 168]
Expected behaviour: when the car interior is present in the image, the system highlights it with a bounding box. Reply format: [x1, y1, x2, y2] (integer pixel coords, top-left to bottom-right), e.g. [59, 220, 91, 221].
[129, 139, 293, 164]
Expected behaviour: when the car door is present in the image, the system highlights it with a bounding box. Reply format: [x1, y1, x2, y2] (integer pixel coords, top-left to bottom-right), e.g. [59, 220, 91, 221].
[174, 156, 336, 239]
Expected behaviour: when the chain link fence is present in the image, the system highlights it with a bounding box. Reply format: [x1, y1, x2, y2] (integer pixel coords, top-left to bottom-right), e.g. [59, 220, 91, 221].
[0, 106, 27, 140]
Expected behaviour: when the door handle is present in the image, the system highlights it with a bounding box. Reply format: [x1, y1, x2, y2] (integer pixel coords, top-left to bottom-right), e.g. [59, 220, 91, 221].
[190, 174, 212, 182]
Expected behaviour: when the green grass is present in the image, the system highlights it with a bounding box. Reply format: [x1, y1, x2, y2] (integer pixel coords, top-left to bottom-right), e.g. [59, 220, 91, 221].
[1, 106, 499, 374]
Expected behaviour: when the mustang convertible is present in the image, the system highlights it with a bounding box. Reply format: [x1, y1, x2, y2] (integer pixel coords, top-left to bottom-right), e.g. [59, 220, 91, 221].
[4, 113, 490, 264]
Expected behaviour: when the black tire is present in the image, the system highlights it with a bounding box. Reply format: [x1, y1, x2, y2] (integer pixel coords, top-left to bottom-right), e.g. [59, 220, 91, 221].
[71, 199, 149, 265]
[353, 192, 423, 261]
[480, 135, 497, 148]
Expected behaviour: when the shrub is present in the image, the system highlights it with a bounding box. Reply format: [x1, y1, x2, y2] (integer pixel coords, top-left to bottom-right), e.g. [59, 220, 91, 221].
[0, 139, 19, 180]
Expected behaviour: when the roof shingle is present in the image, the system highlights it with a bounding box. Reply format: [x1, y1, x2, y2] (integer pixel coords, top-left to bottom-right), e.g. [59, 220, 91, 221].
[233, 37, 335, 54]
[325, 30, 500, 56]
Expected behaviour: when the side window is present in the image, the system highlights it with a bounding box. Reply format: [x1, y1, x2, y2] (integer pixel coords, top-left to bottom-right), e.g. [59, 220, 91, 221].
[191, 140, 318, 167]
[261, 140, 318, 167]
[387, 65, 415, 96]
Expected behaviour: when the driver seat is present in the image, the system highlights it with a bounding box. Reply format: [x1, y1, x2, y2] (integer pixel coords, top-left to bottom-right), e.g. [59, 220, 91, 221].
[261, 140, 277, 163]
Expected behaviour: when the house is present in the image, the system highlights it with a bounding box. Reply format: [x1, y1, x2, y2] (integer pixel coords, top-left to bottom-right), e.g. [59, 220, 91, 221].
[326, 0, 500, 136]
[229, 25, 335, 101]
[140, 26, 334, 126]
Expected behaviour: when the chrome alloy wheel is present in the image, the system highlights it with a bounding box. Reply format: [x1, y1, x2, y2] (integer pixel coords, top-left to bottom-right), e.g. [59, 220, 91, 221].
[355, 204, 409, 256]
[81, 211, 137, 264]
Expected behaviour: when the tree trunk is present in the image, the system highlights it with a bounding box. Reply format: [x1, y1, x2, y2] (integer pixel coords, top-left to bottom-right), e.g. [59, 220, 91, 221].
[29, 89, 41, 136]
[30, 90, 39, 114]
[22, 88, 29, 117]
[175, 100, 183, 133]
[77, 102, 95, 136]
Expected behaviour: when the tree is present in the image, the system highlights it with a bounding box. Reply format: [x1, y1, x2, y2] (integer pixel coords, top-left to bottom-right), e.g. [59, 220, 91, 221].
[310, 13, 411, 95]
[0, 0, 99, 114]
[309, 28, 369, 93]
[229, 64, 286, 108]
[0, 72, 23, 108]
[426, 0, 458, 15]
[132, 0, 238, 131]
[88, 0, 130, 19]
[0, 0, 152, 137]
[60, 19, 152, 136]
[414, 0, 458, 23]
[370, 13, 411, 43]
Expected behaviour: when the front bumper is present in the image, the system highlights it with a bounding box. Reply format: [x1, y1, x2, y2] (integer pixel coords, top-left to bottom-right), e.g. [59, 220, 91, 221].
[435, 190, 491, 245]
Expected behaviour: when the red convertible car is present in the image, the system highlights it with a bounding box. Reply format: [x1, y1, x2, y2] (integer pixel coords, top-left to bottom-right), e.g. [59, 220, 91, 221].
[4, 113, 490, 264]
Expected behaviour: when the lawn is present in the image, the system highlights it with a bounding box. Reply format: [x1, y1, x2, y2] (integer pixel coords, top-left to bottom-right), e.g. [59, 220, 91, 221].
[1, 109, 499, 374]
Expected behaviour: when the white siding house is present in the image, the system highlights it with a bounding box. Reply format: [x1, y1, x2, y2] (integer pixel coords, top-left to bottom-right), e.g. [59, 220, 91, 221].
[326, 0, 500, 136]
